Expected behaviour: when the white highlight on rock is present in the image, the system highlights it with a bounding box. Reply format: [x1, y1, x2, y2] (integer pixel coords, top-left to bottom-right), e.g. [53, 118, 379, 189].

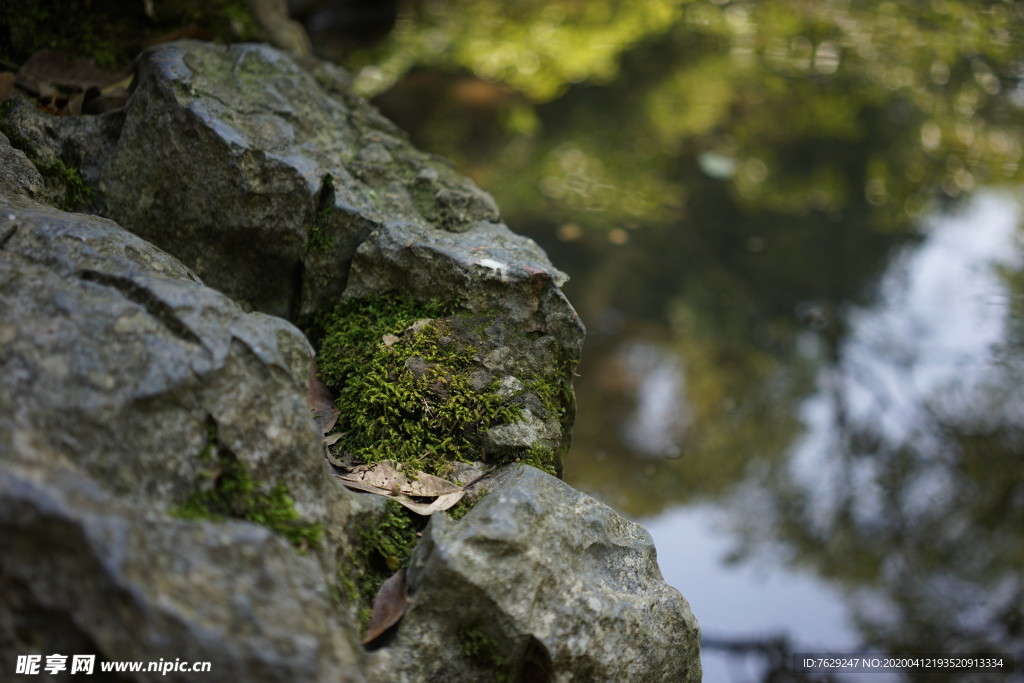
[476, 258, 510, 278]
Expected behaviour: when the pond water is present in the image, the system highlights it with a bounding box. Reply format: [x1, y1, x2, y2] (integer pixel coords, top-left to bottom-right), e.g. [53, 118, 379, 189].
[329, 1, 1024, 679]
[645, 191, 1023, 681]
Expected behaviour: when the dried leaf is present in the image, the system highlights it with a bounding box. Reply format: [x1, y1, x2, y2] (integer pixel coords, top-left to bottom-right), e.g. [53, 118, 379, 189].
[306, 359, 339, 435]
[401, 471, 463, 497]
[66, 92, 85, 116]
[362, 568, 408, 645]
[330, 477, 396, 497]
[399, 489, 465, 515]
[330, 459, 461, 496]
[16, 49, 130, 98]
[323, 432, 343, 446]
[330, 467, 467, 515]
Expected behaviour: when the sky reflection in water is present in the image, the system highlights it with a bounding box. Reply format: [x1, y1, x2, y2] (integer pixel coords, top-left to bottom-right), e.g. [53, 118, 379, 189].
[641, 192, 1023, 681]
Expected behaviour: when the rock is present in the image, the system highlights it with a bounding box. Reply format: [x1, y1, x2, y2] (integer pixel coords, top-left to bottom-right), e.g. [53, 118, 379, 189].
[0, 39, 699, 682]
[0, 41, 508, 322]
[0, 180, 367, 679]
[0, 467, 365, 682]
[1, 39, 584, 466]
[0, 131, 45, 202]
[364, 464, 702, 682]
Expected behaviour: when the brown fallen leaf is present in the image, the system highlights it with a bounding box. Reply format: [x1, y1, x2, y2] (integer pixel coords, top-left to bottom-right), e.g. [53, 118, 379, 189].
[327, 456, 470, 513]
[306, 359, 339, 435]
[16, 49, 130, 99]
[323, 432, 343, 446]
[332, 460, 461, 496]
[402, 471, 464, 497]
[330, 473, 466, 515]
[362, 568, 408, 645]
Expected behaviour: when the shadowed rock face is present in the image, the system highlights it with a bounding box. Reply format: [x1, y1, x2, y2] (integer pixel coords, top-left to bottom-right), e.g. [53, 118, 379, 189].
[0, 40, 699, 682]
[0, 133, 368, 681]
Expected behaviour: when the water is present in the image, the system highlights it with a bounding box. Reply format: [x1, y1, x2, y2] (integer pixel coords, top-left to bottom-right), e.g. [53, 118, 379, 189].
[643, 192, 1024, 682]
[334, 2, 1024, 678]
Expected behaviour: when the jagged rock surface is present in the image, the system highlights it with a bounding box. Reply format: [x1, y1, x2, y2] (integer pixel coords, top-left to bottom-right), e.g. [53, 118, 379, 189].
[0, 133, 367, 681]
[2, 39, 584, 462]
[366, 464, 702, 683]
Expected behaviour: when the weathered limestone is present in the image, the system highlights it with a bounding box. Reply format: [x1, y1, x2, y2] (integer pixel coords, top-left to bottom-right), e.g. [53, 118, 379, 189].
[366, 465, 702, 682]
[0, 39, 700, 682]
[2, 39, 583, 463]
[0, 132, 368, 680]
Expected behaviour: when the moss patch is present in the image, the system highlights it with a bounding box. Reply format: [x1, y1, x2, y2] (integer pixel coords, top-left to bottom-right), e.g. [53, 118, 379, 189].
[338, 499, 425, 631]
[316, 294, 523, 476]
[171, 424, 324, 554]
[459, 626, 507, 676]
[445, 491, 485, 521]
[0, 99, 93, 211]
[523, 444, 558, 477]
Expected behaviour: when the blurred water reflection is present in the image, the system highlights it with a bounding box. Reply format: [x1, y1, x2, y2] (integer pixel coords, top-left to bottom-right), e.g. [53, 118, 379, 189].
[337, 0, 1024, 678]
[665, 192, 1024, 681]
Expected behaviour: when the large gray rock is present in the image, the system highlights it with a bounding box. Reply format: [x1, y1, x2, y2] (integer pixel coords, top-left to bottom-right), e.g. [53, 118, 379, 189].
[0, 133, 367, 680]
[366, 465, 702, 682]
[0, 40, 561, 322]
[1, 39, 584, 464]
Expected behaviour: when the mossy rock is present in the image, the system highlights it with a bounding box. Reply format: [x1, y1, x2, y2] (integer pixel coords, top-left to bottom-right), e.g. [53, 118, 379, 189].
[171, 423, 324, 554]
[316, 294, 564, 477]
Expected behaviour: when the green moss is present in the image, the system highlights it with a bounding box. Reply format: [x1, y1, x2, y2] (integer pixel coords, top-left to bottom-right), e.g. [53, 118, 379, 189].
[305, 174, 335, 254]
[459, 626, 506, 674]
[337, 500, 425, 631]
[523, 444, 558, 477]
[446, 489, 488, 521]
[316, 295, 522, 476]
[171, 425, 324, 553]
[0, 101, 93, 211]
[37, 158, 92, 210]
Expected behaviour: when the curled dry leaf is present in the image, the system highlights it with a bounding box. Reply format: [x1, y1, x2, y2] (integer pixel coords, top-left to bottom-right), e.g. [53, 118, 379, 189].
[402, 471, 464, 497]
[306, 359, 339, 435]
[16, 48, 131, 97]
[13, 49, 132, 114]
[328, 457, 467, 515]
[362, 568, 408, 645]
[331, 474, 466, 515]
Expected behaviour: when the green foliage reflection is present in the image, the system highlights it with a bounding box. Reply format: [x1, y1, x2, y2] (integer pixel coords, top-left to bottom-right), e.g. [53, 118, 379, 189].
[358, 0, 1024, 234]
